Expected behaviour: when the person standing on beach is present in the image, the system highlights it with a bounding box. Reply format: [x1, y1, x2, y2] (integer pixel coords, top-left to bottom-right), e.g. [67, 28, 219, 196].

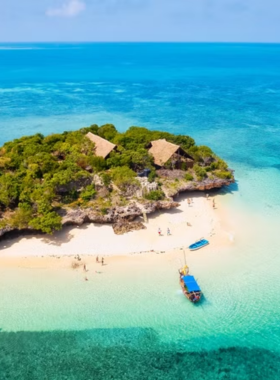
[96, 256, 99, 263]
[101, 257, 104, 266]
[167, 228, 171, 236]
[158, 228, 162, 236]
[213, 199, 215, 208]
[187, 199, 190, 206]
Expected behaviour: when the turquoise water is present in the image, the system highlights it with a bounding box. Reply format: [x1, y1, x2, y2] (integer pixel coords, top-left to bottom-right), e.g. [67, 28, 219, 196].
[0, 43, 280, 379]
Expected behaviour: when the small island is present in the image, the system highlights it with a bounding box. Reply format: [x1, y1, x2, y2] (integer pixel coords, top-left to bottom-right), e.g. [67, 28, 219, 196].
[0, 124, 234, 238]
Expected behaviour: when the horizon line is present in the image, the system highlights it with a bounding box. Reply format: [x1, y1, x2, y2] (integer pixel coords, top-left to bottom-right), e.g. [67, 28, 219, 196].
[1, 41, 280, 45]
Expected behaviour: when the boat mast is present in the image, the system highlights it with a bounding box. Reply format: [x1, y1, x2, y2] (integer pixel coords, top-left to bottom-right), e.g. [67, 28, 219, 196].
[183, 248, 187, 266]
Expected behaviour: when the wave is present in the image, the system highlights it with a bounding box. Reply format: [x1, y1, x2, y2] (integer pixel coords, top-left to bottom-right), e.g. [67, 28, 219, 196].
[0, 87, 47, 94]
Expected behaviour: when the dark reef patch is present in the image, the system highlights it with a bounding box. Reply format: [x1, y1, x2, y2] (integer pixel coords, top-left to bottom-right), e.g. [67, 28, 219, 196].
[0, 328, 279, 380]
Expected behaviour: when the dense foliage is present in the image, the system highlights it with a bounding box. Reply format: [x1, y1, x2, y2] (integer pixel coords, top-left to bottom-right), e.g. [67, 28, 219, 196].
[0, 124, 233, 234]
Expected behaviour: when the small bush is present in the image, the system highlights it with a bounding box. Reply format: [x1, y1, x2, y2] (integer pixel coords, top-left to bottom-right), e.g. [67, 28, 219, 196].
[10, 203, 33, 229]
[217, 159, 228, 170]
[100, 207, 108, 215]
[209, 162, 219, 170]
[215, 171, 233, 180]
[144, 190, 165, 201]
[148, 170, 157, 183]
[80, 184, 96, 201]
[111, 166, 137, 190]
[197, 145, 213, 157]
[101, 172, 112, 187]
[90, 156, 107, 172]
[185, 173, 194, 181]
[209, 159, 228, 171]
[194, 164, 207, 181]
[61, 190, 79, 204]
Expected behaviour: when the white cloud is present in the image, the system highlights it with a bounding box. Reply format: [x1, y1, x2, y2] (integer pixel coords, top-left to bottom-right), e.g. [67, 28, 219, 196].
[46, 0, 86, 17]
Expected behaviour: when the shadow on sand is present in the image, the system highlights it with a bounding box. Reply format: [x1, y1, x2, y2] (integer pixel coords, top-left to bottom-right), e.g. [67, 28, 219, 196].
[0, 223, 94, 251]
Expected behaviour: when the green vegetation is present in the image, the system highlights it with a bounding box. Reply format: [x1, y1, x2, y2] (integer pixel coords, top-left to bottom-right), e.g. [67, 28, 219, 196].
[110, 166, 138, 191]
[0, 124, 233, 235]
[144, 190, 165, 201]
[193, 164, 207, 181]
[80, 185, 96, 202]
[148, 169, 157, 183]
[214, 170, 233, 180]
[185, 172, 194, 181]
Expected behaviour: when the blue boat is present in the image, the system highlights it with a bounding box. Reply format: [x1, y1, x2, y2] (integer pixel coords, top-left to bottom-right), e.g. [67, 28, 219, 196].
[188, 238, 209, 251]
[179, 266, 202, 303]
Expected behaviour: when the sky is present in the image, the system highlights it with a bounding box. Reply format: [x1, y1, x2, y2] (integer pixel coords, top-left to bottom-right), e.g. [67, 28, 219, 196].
[0, 0, 280, 42]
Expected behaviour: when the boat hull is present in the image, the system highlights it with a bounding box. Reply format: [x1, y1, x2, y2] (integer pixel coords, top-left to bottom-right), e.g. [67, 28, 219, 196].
[188, 239, 209, 251]
[179, 268, 202, 303]
[179, 280, 201, 303]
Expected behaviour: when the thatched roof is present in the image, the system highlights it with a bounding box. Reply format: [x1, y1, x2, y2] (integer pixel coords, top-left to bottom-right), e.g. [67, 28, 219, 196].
[148, 139, 181, 166]
[86, 132, 116, 159]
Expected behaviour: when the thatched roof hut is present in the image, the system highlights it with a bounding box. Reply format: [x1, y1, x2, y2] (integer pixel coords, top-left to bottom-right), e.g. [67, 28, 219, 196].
[148, 139, 194, 168]
[86, 132, 116, 159]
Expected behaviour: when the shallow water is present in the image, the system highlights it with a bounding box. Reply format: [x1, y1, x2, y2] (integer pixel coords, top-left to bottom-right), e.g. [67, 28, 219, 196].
[0, 43, 280, 378]
[1, 329, 280, 380]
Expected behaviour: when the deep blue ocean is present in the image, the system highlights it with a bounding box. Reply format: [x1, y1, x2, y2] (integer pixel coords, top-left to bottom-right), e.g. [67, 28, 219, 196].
[0, 43, 280, 379]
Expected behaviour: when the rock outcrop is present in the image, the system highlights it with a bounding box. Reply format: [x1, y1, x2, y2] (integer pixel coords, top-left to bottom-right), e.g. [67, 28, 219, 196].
[112, 220, 146, 235]
[163, 177, 234, 198]
[59, 200, 179, 226]
[135, 177, 158, 197]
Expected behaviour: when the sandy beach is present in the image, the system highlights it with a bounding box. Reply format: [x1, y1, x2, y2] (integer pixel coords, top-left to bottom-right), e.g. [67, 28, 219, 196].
[0, 195, 237, 334]
[0, 192, 233, 266]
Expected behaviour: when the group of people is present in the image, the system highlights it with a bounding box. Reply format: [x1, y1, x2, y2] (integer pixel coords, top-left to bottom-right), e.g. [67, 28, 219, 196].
[206, 193, 216, 209]
[158, 228, 171, 236]
[83, 256, 105, 281]
[187, 198, 193, 206]
[96, 256, 104, 265]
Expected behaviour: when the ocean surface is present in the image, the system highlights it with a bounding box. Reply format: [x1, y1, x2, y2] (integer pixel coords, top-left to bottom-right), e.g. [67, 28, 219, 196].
[1, 43, 280, 379]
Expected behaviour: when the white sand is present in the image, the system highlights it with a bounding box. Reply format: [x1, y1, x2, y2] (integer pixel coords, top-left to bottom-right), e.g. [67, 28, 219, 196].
[0, 193, 231, 259]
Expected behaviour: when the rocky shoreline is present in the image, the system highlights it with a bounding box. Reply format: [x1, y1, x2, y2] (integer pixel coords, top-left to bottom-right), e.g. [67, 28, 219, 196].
[0, 200, 179, 240]
[163, 176, 234, 197]
[0, 176, 233, 240]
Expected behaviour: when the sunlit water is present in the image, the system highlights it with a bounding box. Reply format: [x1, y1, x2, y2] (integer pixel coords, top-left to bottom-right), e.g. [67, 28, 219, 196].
[0, 43, 280, 379]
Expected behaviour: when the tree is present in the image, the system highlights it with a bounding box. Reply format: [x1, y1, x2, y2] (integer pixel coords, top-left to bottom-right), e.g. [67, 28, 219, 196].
[111, 166, 138, 190]
[98, 124, 118, 141]
[0, 123, 231, 236]
[10, 203, 33, 229]
[29, 212, 62, 234]
[0, 173, 20, 207]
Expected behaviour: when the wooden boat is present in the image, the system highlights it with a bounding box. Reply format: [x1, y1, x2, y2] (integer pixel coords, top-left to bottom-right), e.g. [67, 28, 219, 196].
[179, 265, 202, 303]
[188, 238, 209, 251]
